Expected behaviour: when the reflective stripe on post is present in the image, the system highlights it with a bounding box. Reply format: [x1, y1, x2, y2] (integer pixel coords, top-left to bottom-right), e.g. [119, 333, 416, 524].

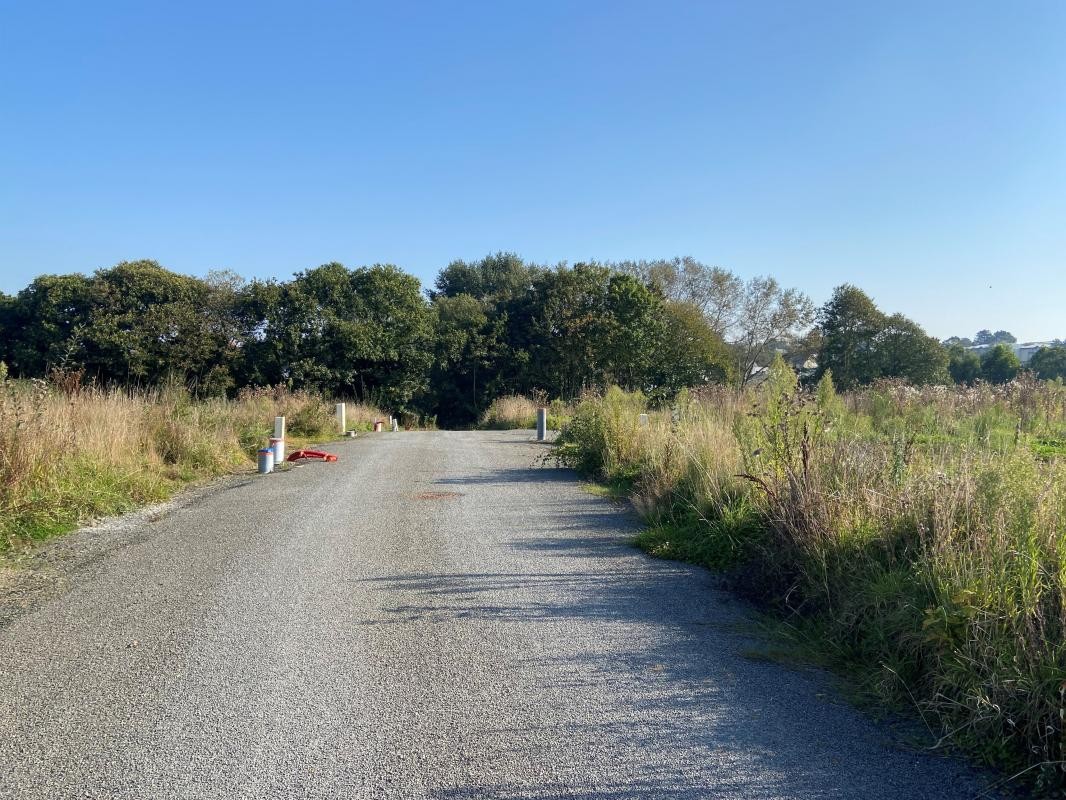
[257, 448, 274, 474]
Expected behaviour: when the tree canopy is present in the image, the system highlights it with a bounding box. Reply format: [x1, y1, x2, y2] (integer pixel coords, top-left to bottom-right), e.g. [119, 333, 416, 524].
[974, 329, 1017, 346]
[1029, 346, 1066, 381]
[2, 256, 1052, 424]
[980, 344, 1021, 384]
[816, 285, 948, 388]
[1, 254, 742, 424]
[947, 345, 982, 385]
[425, 257, 734, 424]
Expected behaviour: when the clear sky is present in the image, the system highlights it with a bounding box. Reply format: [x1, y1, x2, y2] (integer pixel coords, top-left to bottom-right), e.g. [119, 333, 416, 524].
[1, 1, 1064, 341]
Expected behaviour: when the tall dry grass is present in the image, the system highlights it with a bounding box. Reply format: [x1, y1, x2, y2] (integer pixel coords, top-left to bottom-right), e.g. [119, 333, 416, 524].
[0, 375, 382, 551]
[479, 394, 574, 430]
[552, 370, 1066, 793]
[479, 395, 539, 429]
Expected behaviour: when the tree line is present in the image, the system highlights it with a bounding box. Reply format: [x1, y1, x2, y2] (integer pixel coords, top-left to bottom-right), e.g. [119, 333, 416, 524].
[1, 255, 1063, 424]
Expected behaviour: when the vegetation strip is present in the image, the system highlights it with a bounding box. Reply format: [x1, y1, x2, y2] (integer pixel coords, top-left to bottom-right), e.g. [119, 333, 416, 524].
[550, 373, 1066, 795]
[0, 380, 384, 552]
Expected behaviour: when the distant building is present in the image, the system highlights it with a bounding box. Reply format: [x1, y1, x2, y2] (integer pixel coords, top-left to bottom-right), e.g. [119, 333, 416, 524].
[747, 353, 818, 385]
[965, 341, 1056, 364]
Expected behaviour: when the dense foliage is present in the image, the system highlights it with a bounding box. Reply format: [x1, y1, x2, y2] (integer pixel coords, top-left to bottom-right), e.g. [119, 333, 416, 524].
[0, 253, 1045, 425]
[815, 284, 949, 388]
[0, 255, 738, 426]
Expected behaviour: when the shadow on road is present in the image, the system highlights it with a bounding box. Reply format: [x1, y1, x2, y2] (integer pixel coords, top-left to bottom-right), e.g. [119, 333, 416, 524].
[350, 460, 1001, 800]
[433, 465, 576, 485]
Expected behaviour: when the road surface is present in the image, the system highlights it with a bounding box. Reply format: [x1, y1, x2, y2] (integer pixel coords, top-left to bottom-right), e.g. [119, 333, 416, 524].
[0, 431, 1000, 799]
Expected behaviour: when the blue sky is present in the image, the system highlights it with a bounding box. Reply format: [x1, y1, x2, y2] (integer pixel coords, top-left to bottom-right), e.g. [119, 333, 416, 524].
[1, 1, 1064, 340]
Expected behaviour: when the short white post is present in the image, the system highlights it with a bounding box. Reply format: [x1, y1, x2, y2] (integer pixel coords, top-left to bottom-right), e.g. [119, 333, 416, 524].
[335, 402, 346, 433]
[391, 418, 398, 432]
[639, 413, 649, 428]
[257, 447, 274, 474]
[536, 407, 548, 441]
[273, 416, 286, 461]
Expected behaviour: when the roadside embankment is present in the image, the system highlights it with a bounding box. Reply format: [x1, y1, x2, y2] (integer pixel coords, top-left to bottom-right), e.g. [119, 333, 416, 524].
[0, 378, 383, 552]
[549, 370, 1066, 795]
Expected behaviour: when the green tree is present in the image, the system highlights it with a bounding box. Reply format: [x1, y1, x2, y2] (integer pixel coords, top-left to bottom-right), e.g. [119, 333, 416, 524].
[0, 292, 14, 369]
[5, 273, 94, 377]
[522, 264, 668, 399]
[974, 329, 1016, 346]
[875, 313, 949, 384]
[193, 270, 250, 396]
[947, 344, 982, 384]
[651, 301, 733, 395]
[432, 252, 536, 302]
[981, 343, 1020, 384]
[83, 260, 220, 385]
[815, 285, 886, 389]
[243, 262, 433, 410]
[816, 286, 947, 388]
[426, 293, 495, 427]
[1029, 346, 1066, 380]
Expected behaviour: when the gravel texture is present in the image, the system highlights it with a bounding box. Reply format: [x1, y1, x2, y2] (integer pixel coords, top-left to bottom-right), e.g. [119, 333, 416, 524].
[0, 430, 1004, 799]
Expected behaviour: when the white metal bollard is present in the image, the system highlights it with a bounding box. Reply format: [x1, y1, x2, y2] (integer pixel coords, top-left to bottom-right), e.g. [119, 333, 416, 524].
[639, 413, 649, 428]
[273, 416, 286, 462]
[335, 403, 346, 433]
[536, 407, 548, 441]
[257, 448, 274, 474]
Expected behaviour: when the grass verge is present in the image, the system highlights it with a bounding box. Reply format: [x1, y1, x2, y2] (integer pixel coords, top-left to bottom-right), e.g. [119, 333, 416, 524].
[548, 372, 1066, 796]
[0, 379, 384, 553]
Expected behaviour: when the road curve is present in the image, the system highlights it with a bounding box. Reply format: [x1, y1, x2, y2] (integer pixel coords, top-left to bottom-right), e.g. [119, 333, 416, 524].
[0, 430, 999, 799]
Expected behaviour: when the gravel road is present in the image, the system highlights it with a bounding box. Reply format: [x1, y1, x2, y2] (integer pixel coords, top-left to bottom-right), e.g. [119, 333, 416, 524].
[0, 430, 1002, 799]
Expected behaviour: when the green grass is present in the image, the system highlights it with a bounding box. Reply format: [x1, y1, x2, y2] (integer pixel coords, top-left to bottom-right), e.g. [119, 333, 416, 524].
[1032, 436, 1066, 458]
[582, 481, 630, 501]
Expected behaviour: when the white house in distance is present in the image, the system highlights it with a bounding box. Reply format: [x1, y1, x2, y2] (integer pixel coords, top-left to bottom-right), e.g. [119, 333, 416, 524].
[965, 341, 1057, 364]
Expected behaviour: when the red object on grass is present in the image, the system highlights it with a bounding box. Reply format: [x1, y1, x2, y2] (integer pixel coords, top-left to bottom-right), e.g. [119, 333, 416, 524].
[286, 449, 338, 463]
